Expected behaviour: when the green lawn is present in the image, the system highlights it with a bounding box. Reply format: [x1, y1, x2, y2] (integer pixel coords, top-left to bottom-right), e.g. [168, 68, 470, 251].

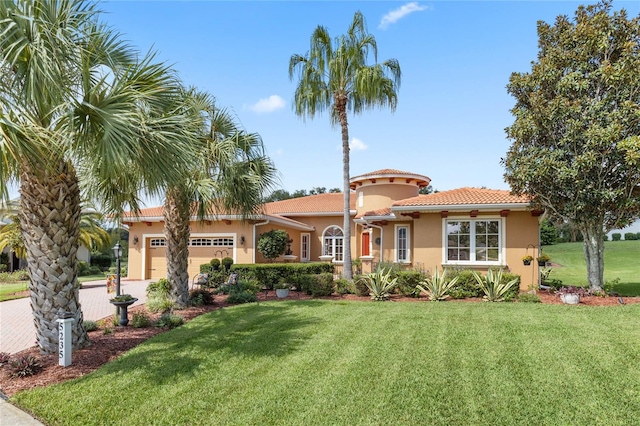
[0, 274, 108, 302]
[12, 300, 640, 425]
[543, 240, 640, 295]
[0, 282, 28, 301]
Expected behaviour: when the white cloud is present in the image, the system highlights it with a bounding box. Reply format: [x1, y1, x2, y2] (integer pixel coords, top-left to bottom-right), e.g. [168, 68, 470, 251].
[379, 2, 430, 29]
[350, 138, 368, 151]
[249, 95, 285, 113]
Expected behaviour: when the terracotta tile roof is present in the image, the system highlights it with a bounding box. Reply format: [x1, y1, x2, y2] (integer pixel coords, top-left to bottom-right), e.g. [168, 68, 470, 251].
[263, 193, 354, 215]
[352, 169, 418, 178]
[357, 207, 392, 219]
[350, 169, 431, 190]
[122, 206, 164, 219]
[393, 187, 531, 208]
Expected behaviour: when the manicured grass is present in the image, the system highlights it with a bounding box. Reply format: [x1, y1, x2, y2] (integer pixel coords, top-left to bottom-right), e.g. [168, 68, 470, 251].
[78, 274, 110, 283]
[544, 241, 640, 295]
[12, 300, 640, 425]
[0, 275, 109, 302]
[0, 282, 28, 301]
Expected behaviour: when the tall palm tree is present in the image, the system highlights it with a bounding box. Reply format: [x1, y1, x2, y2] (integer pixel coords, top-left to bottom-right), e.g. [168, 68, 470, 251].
[163, 89, 278, 307]
[289, 11, 401, 279]
[0, 0, 200, 353]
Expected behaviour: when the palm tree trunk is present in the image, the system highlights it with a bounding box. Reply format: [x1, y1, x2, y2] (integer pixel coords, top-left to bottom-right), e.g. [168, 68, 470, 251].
[19, 160, 88, 354]
[336, 95, 353, 280]
[164, 186, 191, 307]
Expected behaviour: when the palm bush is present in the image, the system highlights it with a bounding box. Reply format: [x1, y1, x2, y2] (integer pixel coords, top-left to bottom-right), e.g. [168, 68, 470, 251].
[417, 268, 459, 301]
[359, 268, 398, 301]
[471, 269, 520, 302]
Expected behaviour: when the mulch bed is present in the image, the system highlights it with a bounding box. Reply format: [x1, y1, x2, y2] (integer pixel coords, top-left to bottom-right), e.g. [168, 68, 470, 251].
[1, 289, 638, 397]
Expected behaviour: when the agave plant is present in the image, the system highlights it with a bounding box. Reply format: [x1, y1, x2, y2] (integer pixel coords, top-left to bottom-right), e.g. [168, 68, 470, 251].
[471, 269, 520, 302]
[417, 268, 459, 301]
[359, 268, 398, 301]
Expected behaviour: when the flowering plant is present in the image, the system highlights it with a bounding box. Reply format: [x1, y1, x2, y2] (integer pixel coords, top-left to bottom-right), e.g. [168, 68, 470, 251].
[537, 253, 551, 263]
[110, 294, 135, 303]
[556, 286, 589, 296]
[522, 255, 534, 262]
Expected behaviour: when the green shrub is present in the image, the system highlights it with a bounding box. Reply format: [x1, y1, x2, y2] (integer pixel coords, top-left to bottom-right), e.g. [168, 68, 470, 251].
[472, 269, 520, 302]
[226, 290, 257, 304]
[624, 232, 637, 241]
[146, 278, 171, 297]
[257, 229, 289, 261]
[189, 289, 214, 306]
[298, 273, 334, 297]
[8, 355, 42, 378]
[0, 269, 29, 282]
[221, 257, 234, 271]
[448, 269, 482, 298]
[90, 253, 112, 270]
[612, 233, 622, 241]
[83, 320, 99, 332]
[223, 280, 260, 304]
[77, 261, 91, 276]
[155, 313, 184, 329]
[517, 293, 541, 303]
[0, 264, 7, 273]
[334, 278, 355, 295]
[417, 268, 459, 301]
[146, 297, 174, 314]
[501, 272, 521, 301]
[603, 234, 609, 241]
[543, 278, 564, 289]
[353, 275, 370, 297]
[358, 268, 398, 301]
[231, 263, 334, 290]
[209, 258, 221, 270]
[131, 312, 151, 328]
[395, 270, 426, 297]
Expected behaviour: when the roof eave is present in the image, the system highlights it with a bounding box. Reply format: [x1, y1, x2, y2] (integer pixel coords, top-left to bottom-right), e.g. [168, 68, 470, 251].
[392, 203, 532, 212]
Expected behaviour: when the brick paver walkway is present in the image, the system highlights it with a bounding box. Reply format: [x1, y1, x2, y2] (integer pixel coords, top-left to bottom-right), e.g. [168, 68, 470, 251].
[0, 279, 150, 354]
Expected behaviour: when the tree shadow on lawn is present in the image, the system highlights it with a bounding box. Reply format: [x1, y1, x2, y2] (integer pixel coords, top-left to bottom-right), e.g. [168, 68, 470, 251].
[612, 281, 640, 296]
[86, 302, 323, 385]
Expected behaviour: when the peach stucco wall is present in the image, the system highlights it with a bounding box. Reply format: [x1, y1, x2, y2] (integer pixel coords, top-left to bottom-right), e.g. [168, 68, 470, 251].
[355, 182, 419, 215]
[359, 210, 540, 290]
[128, 209, 539, 290]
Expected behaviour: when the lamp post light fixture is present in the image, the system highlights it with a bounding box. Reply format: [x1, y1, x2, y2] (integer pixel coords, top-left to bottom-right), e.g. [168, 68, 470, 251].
[112, 242, 123, 296]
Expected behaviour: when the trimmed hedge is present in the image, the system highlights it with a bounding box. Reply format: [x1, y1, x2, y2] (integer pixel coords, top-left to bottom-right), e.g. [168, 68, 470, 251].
[200, 263, 334, 290]
[297, 273, 334, 297]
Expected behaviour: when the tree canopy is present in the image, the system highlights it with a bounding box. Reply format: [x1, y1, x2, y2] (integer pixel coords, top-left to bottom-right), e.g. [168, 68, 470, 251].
[502, 0, 640, 290]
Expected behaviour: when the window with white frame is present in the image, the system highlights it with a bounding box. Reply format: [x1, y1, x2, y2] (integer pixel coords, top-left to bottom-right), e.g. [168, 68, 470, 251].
[188, 237, 234, 247]
[301, 233, 310, 262]
[396, 225, 409, 262]
[446, 219, 501, 263]
[189, 238, 213, 247]
[150, 238, 166, 247]
[323, 226, 344, 262]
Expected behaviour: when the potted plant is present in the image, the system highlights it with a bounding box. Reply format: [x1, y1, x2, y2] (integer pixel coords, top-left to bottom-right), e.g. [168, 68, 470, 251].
[109, 294, 138, 326]
[522, 255, 533, 266]
[537, 253, 551, 266]
[275, 281, 291, 298]
[557, 286, 588, 305]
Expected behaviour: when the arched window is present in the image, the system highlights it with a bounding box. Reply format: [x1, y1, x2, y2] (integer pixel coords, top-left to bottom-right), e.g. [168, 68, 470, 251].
[323, 226, 344, 261]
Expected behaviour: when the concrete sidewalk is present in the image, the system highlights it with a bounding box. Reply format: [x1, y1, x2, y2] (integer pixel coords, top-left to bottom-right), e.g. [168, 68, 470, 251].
[0, 279, 151, 355]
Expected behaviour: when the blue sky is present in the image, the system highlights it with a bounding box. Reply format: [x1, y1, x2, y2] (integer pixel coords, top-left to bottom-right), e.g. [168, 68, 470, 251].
[95, 1, 639, 204]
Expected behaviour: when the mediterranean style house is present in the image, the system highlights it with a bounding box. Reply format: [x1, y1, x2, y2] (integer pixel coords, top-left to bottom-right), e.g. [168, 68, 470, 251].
[124, 169, 543, 290]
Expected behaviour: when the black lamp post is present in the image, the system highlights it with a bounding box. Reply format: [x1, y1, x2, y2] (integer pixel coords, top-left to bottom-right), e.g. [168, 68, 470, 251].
[112, 242, 123, 296]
